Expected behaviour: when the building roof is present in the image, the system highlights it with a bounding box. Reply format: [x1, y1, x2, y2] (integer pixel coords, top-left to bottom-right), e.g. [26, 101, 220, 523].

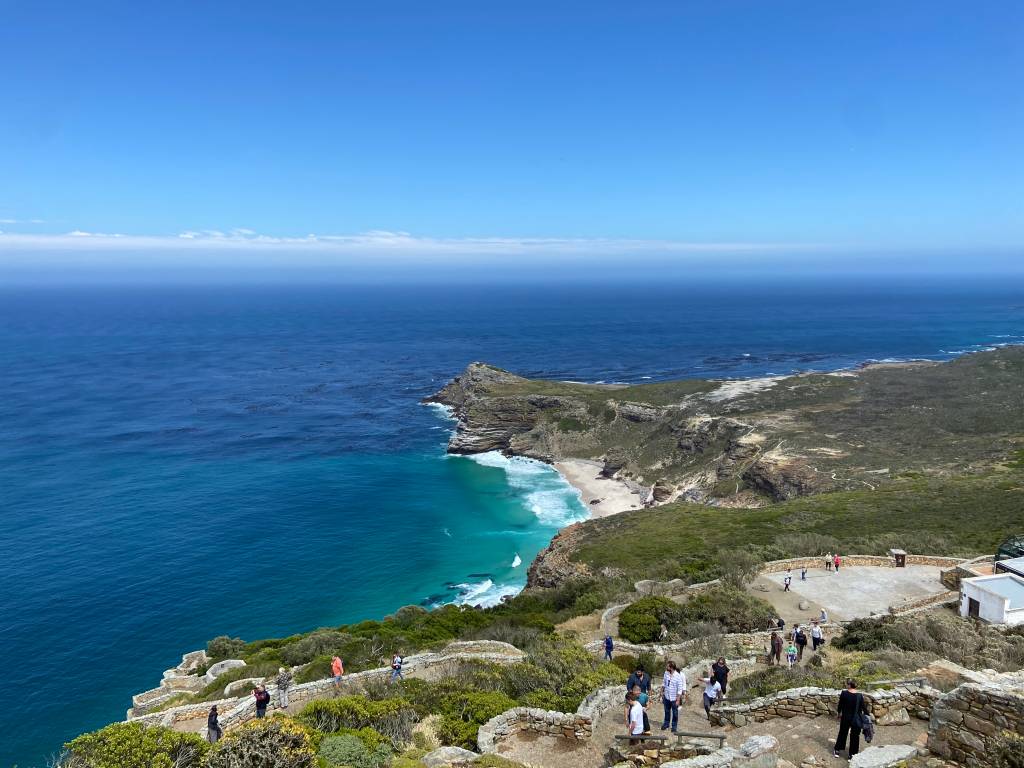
[964, 573, 1024, 610]
[995, 556, 1024, 578]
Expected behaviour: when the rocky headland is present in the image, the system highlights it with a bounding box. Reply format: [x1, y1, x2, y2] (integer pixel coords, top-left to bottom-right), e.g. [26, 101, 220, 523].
[426, 347, 1024, 509]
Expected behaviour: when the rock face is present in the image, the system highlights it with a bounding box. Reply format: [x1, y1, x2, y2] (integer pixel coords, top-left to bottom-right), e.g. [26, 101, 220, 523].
[526, 523, 592, 588]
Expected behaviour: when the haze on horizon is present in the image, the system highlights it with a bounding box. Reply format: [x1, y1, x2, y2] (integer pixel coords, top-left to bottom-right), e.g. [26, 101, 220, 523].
[1, 1, 1022, 282]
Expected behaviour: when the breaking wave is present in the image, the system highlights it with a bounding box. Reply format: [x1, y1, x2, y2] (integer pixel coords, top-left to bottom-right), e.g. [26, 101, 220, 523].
[465, 451, 589, 527]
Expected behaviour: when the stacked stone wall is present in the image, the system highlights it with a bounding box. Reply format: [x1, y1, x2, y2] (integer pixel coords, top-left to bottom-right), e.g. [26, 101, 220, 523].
[587, 626, 840, 661]
[129, 641, 525, 733]
[477, 707, 593, 752]
[928, 681, 1024, 766]
[708, 684, 940, 728]
[888, 590, 959, 615]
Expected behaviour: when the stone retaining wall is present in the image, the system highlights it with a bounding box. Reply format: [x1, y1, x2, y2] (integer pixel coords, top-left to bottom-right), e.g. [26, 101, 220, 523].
[130, 641, 525, 733]
[478, 683, 626, 754]
[888, 590, 960, 615]
[940, 556, 994, 591]
[587, 626, 841, 661]
[928, 681, 1024, 766]
[476, 707, 593, 752]
[708, 684, 941, 728]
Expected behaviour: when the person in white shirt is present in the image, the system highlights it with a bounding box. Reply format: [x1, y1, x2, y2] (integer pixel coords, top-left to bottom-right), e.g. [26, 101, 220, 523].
[811, 621, 824, 651]
[660, 661, 686, 733]
[627, 692, 645, 744]
[700, 670, 723, 720]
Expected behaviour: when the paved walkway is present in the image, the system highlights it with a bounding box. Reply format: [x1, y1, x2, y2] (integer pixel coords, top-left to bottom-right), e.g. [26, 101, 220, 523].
[752, 565, 946, 622]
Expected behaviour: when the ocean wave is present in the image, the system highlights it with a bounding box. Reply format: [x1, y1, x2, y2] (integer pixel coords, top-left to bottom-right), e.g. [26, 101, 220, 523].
[466, 451, 589, 527]
[451, 578, 521, 608]
[511, 553, 522, 568]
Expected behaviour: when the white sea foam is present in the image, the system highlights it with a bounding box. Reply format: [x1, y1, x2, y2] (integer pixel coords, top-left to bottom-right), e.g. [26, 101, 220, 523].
[452, 578, 520, 608]
[511, 553, 522, 568]
[466, 451, 589, 527]
[424, 402, 456, 420]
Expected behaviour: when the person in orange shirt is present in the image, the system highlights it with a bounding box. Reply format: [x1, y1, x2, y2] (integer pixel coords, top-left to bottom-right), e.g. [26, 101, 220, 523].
[331, 655, 344, 692]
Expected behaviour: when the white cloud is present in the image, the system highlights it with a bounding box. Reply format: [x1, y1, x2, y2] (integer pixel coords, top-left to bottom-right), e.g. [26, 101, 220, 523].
[0, 228, 818, 256]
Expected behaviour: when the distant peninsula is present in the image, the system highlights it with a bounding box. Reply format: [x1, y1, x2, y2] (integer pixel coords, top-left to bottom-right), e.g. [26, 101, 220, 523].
[426, 346, 1024, 508]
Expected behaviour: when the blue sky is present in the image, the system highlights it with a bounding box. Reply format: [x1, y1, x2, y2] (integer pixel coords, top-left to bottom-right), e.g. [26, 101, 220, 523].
[1, 1, 1022, 275]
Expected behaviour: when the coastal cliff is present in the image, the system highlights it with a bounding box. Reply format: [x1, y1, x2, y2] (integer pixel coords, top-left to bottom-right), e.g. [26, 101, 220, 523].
[427, 348, 1024, 509]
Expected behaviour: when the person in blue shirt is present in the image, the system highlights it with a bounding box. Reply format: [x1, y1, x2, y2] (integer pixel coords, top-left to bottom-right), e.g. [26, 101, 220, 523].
[603, 635, 614, 660]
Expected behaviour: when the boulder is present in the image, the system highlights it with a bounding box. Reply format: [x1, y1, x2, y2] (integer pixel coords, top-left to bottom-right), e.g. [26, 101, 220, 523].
[202, 659, 246, 684]
[914, 659, 991, 690]
[849, 744, 918, 768]
[738, 735, 779, 768]
[798, 600, 810, 611]
[876, 707, 911, 726]
[420, 746, 480, 767]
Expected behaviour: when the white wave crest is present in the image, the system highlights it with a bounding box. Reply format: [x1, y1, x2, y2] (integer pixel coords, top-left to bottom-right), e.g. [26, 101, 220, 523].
[466, 451, 589, 527]
[512, 553, 522, 568]
[452, 578, 521, 608]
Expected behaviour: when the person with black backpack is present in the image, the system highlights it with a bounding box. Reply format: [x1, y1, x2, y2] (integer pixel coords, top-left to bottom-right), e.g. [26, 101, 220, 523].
[253, 684, 271, 718]
[833, 679, 871, 759]
[795, 626, 808, 661]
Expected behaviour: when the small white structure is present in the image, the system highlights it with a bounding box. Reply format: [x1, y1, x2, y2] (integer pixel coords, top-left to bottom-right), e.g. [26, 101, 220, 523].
[960, 573, 1024, 625]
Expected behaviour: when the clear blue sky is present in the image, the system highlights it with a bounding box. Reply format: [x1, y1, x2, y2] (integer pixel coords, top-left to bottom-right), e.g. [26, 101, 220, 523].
[1, 0, 1022, 273]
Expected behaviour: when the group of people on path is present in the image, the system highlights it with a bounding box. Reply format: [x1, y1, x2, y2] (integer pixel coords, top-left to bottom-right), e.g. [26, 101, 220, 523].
[767, 611, 828, 668]
[623, 657, 731, 742]
[206, 650, 406, 743]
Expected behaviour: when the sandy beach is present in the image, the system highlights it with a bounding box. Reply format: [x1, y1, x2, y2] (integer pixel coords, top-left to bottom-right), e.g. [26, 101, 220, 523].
[554, 458, 645, 518]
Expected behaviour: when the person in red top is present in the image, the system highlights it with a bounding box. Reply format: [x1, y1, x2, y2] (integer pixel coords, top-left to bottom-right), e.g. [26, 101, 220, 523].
[833, 554, 842, 573]
[331, 655, 344, 692]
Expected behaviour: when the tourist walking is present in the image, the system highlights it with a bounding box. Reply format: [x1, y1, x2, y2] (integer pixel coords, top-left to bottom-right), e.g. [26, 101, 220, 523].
[626, 666, 651, 695]
[660, 660, 685, 733]
[390, 652, 405, 683]
[783, 574, 792, 592]
[626, 692, 645, 745]
[331, 655, 344, 692]
[825, 552, 833, 571]
[276, 666, 293, 709]
[711, 657, 730, 696]
[253, 684, 270, 718]
[833, 679, 870, 759]
[785, 641, 798, 668]
[795, 626, 808, 661]
[800, 566, 807, 581]
[604, 634, 614, 661]
[769, 631, 783, 665]
[811, 622, 824, 651]
[628, 683, 651, 733]
[834, 554, 841, 572]
[700, 670, 723, 720]
[206, 705, 222, 744]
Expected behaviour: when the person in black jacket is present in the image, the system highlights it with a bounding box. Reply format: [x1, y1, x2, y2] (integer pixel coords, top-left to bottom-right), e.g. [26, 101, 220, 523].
[833, 679, 870, 758]
[710, 657, 730, 696]
[207, 705, 222, 743]
[253, 684, 271, 718]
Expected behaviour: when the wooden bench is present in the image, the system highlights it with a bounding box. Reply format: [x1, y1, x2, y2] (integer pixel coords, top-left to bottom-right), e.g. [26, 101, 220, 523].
[673, 730, 726, 748]
[613, 734, 669, 744]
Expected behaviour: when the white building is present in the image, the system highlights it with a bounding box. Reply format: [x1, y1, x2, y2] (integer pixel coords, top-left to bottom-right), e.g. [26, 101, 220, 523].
[959, 573, 1024, 625]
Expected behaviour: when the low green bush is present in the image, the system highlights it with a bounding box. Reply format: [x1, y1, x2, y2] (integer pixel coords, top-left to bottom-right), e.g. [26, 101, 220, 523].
[435, 690, 518, 749]
[206, 717, 315, 768]
[317, 733, 391, 768]
[618, 596, 681, 643]
[675, 586, 775, 633]
[64, 722, 208, 768]
[298, 695, 416, 745]
[207, 635, 246, 660]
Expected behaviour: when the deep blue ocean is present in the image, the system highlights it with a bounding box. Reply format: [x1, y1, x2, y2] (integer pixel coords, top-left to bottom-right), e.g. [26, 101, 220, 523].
[2, 278, 1023, 766]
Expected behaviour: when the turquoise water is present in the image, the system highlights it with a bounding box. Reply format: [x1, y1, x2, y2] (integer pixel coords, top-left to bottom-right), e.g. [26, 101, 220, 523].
[2, 279, 1023, 765]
